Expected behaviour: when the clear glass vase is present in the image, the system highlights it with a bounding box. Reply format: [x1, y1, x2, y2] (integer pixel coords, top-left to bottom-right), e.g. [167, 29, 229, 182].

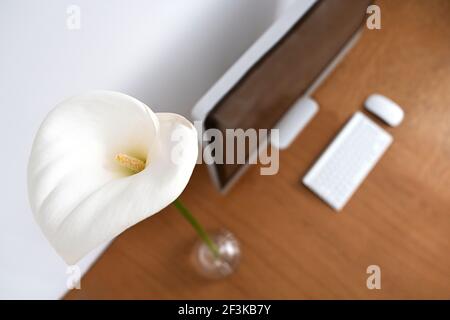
[191, 229, 241, 279]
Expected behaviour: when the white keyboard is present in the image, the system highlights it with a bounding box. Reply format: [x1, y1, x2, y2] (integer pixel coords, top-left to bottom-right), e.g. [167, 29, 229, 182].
[303, 112, 392, 211]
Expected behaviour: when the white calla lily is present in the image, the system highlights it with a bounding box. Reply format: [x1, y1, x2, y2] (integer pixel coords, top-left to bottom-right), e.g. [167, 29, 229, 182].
[27, 91, 198, 264]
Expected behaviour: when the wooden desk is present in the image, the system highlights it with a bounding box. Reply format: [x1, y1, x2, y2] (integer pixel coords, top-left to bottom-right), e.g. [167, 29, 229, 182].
[66, 0, 450, 299]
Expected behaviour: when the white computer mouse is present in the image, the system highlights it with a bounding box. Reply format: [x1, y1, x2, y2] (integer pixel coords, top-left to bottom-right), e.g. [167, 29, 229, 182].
[364, 94, 404, 127]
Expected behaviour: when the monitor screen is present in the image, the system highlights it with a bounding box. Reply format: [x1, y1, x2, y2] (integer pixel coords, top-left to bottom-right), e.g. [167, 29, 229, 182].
[204, 0, 372, 189]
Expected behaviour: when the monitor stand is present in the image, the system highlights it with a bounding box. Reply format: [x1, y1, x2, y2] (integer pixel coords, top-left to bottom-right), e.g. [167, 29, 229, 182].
[271, 97, 319, 150]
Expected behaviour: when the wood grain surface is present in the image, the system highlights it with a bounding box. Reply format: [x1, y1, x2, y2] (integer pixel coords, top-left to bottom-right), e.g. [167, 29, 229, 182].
[66, 0, 450, 299]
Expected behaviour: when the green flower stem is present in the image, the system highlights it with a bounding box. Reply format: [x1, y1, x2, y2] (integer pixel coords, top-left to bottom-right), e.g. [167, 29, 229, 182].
[173, 198, 220, 259]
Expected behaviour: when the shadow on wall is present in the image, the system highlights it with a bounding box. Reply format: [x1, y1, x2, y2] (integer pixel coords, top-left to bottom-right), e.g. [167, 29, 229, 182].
[124, 0, 281, 118]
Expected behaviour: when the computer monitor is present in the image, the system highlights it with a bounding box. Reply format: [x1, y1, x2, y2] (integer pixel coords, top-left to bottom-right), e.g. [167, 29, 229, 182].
[192, 0, 372, 192]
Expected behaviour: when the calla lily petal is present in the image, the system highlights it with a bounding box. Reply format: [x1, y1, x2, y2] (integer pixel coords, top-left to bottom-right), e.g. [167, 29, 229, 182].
[28, 91, 198, 264]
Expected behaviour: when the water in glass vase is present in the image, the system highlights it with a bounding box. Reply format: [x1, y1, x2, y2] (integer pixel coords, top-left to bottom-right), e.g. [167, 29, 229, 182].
[191, 229, 241, 279]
